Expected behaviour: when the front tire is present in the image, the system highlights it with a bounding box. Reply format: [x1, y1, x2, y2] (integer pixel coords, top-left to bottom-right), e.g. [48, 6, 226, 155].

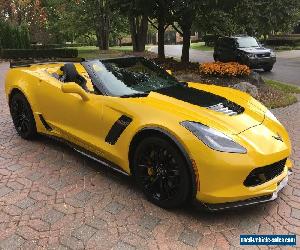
[214, 54, 220, 62]
[9, 92, 37, 140]
[263, 65, 273, 72]
[133, 136, 190, 208]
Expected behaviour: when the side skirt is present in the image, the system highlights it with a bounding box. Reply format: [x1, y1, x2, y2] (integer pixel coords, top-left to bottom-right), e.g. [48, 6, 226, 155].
[41, 133, 130, 176]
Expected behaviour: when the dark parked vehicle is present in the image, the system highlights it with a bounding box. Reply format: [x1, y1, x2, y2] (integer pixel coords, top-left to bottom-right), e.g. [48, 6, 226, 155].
[214, 36, 276, 71]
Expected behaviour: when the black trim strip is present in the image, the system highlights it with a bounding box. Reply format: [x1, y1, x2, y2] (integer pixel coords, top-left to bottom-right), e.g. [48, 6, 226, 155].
[39, 114, 53, 131]
[105, 115, 132, 145]
[155, 85, 244, 114]
[40, 133, 129, 176]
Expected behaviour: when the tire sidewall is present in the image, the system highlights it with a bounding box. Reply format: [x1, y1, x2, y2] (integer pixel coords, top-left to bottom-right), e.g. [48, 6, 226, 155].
[9, 93, 37, 139]
[133, 136, 190, 209]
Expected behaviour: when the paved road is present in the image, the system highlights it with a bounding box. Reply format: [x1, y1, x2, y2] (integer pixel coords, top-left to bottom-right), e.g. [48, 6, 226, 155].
[0, 62, 299, 249]
[150, 45, 300, 86]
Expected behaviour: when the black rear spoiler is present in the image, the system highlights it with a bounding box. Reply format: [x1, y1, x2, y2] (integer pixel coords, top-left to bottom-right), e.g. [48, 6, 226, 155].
[10, 58, 85, 68]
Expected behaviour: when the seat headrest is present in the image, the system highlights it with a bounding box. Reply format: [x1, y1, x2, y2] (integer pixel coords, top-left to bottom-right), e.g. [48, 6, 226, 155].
[61, 63, 80, 83]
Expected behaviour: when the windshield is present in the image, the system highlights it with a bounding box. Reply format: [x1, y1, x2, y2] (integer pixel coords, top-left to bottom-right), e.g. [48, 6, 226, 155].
[236, 37, 259, 48]
[83, 58, 180, 97]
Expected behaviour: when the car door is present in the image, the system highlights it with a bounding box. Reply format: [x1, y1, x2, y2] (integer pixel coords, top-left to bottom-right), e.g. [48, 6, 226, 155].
[34, 66, 110, 156]
[215, 38, 226, 61]
[222, 38, 235, 62]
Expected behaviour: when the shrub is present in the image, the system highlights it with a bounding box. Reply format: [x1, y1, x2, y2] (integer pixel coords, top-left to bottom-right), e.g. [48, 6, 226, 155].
[200, 62, 251, 77]
[120, 42, 133, 46]
[0, 21, 30, 49]
[0, 48, 78, 59]
[266, 35, 300, 47]
[30, 43, 88, 49]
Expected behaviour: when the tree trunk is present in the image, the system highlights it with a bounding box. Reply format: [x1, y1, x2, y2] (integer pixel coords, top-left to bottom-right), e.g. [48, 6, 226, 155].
[157, 19, 165, 59]
[181, 27, 191, 63]
[94, 0, 110, 51]
[130, 15, 148, 52]
[99, 13, 110, 50]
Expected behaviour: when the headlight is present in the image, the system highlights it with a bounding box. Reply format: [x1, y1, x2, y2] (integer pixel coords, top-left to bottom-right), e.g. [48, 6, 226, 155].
[180, 121, 247, 154]
[270, 51, 276, 57]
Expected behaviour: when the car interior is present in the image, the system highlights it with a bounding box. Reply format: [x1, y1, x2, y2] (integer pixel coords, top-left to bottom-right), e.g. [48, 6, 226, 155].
[60, 63, 88, 91]
[51, 63, 100, 94]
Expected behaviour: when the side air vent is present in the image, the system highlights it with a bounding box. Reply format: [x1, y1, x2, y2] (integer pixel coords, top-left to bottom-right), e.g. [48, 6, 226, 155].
[105, 115, 132, 145]
[39, 114, 53, 131]
[207, 101, 244, 116]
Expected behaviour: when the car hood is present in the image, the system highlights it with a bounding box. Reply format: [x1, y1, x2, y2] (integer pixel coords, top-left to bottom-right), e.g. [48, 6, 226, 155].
[238, 47, 272, 54]
[139, 83, 266, 135]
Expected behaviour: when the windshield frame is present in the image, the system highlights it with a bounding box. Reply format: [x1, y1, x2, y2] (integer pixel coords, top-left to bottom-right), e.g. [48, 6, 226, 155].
[82, 57, 180, 97]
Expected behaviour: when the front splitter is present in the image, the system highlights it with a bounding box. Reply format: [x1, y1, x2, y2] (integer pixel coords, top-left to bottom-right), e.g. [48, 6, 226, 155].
[201, 171, 291, 211]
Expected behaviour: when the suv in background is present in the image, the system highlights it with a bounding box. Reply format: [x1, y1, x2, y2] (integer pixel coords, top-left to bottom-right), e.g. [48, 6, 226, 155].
[213, 36, 276, 71]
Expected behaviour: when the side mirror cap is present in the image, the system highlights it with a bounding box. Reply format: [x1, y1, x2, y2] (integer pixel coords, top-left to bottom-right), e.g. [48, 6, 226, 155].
[61, 83, 90, 101]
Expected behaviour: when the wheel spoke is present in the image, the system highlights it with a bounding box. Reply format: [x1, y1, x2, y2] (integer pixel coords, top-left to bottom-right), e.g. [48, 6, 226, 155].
[137, 143, 181, 202]
[11, 99, 30, 135]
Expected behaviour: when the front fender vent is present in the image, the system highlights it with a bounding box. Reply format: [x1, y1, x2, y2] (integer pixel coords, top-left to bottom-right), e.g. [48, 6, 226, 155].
[105, 115, 132, 145]
[207, 101, 244, 116]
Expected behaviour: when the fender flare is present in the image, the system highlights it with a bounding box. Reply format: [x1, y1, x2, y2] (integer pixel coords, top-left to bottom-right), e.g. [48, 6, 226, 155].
[130, 126, 198, 201]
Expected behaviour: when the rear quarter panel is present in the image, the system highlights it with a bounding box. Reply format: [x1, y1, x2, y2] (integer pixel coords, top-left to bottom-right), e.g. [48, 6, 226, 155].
[5, 67, 41, 109]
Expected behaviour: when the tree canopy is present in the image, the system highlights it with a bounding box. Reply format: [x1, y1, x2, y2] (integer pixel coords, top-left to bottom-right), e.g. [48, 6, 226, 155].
[0, 0, 299, 61]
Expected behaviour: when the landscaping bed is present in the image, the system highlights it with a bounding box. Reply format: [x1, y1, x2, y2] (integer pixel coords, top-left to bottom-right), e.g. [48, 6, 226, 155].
[151, 57, 300, 109]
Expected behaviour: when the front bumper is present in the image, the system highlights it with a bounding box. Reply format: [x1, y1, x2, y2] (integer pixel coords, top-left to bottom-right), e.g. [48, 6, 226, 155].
[247, 56, 276, 68]
[201, 170, 291, 211]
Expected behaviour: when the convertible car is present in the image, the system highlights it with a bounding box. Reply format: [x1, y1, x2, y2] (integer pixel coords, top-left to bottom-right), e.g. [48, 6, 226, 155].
[5, 57, 292, 210]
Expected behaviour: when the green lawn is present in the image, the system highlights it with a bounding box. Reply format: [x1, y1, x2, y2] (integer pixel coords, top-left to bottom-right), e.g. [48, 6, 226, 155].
[67, 46, 125, 59]
[264, 79, 300, 94]
[263, 79, 300, 108]
[110, 45, 134, 51]
[190, 42, 214, 51]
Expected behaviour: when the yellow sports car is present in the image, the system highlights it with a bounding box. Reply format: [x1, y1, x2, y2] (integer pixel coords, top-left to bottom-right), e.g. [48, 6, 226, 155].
[5, 57, 292, 210]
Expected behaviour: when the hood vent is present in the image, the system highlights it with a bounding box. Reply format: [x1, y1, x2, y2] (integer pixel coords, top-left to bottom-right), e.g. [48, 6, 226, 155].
[154, 85, 244, 116]
[207, 102, 243, 116]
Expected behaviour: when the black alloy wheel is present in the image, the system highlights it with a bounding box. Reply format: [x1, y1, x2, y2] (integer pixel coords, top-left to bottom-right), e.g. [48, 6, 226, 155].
[10, 92, 37, 139]
[133, 136, 190, 208]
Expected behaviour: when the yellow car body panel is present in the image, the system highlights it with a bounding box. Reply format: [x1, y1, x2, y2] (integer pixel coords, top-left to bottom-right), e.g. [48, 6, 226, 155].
[5, 60, 292, 208]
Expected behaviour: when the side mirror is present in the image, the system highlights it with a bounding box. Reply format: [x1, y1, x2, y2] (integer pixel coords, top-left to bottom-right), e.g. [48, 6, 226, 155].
[61, 83, 90, 101]
[166, 70, 172, 75]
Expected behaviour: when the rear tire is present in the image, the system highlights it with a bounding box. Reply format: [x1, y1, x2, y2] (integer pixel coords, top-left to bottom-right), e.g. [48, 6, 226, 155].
[9, 92, 37, 140]
[133, 136, 190, 209]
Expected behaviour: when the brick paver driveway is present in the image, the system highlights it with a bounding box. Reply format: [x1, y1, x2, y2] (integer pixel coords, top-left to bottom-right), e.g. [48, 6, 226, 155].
[0, 62, 299, 249]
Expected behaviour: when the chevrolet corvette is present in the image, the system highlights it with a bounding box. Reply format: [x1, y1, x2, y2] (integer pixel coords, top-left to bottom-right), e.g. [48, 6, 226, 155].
[5, 57, 292, 210]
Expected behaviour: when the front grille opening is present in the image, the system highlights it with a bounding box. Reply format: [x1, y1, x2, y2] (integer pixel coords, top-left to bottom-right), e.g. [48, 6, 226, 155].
[244, 159, 286, 187]
[257, 53, 271, 58]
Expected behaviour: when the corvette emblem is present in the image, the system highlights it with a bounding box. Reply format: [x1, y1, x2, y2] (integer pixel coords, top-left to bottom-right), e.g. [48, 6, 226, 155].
[272, 133, 283, 142]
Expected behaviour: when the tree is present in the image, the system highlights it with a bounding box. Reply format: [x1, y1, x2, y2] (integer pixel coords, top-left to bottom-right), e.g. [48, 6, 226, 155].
[0, 20, 30, 49]
[194, 0, 300, 40]
[171, 0, 198, 63]
[44, 0, 129, 49]
[113, 0, 153, 52]
[194, 0, 239, 36]
[110, 14, 130, 46]
[148, 0, 174, 59]
[88, 0, 111, 50]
